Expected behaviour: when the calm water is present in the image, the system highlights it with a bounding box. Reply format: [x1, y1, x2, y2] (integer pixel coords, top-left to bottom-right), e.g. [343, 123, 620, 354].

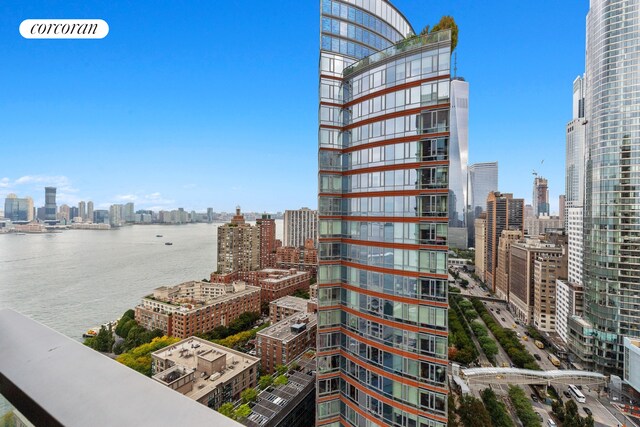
[0, 221, 283, 341]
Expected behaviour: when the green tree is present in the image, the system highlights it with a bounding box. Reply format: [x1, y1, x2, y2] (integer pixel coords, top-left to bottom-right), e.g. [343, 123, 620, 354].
[235, 404, 252, 420]
[583, 415, 595, 427]
[551, 399, 565, 422]
[564, 399, 580, 427]
[259, 375, 274, 389]
[480, 388, 514, 427]
[431, 16, 459, 51]
[447, 393, 459, 427]
[275, 364, 288, 376]
[218, 402, 236, 420]
[456, 395, 491, 427]
[241, 387, 258, 404]
[116, 335, 180, 376]
[85, 325, 114, 352]
[274, 375, 288, 386]
[508, 385, 542, 427]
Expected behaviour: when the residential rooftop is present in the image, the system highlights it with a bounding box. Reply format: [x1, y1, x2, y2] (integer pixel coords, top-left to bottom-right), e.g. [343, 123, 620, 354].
[152, 336, 259, 402]
[142, 280, 260, 311]
[258, 312, 317, 343]
[270, 295, 309, 313]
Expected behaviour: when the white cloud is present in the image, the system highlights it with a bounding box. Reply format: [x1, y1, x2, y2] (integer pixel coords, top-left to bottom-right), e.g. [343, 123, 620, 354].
[0, 178, 9, 188]
[14, 175, 77, 193]
[115, 194, 138, 202]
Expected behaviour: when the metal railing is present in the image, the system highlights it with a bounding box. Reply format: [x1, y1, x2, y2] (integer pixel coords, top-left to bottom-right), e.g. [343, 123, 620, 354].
[343, 29, 451, 78]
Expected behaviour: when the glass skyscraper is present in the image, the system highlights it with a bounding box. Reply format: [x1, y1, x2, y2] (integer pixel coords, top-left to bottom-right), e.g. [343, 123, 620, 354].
[582, 0, 640, 373]
[466, 161, 498, 247]
[318, 1, 449, 426]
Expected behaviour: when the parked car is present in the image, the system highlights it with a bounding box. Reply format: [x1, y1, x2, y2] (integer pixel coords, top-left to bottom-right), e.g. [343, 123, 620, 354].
[531, 393, 539, 402]
[563, 390, 571, 398]
[534, 354, 542, 361]
[501, 317, 506, 321]
[583, 407, 592, 416]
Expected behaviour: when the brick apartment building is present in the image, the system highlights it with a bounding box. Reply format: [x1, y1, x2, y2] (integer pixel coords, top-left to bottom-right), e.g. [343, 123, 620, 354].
[238, 268, 311, 304]
[135, 281, 261, 338]
[275, 239, 317, 276]
[256, 312, 317, 374]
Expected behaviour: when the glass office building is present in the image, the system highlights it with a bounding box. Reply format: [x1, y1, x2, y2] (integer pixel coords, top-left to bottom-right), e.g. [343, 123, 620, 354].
[466, 161, 498, 247]
[582, 0, 640, 374]
[318, 1, 449, 426]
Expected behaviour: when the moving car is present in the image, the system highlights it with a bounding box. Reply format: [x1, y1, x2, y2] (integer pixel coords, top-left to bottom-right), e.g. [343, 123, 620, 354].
[563, 390, 571, 398]
[531, 393, 539, 402]
[534, 354, 542, 361]
[501, 317, 506, 321]
[583, 407, 592, 416]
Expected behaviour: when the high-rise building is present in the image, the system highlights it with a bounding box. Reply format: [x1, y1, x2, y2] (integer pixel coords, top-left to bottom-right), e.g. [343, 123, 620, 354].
[580, 0, 640, 374]
[44, 187, 57, 222]
[217, 207, 260, 274]
[207, 208, 213, 223]
[474, 214, 487, 280]
[318, 2, 449, 425]
[87, 201, 94, 223]
[448, 78, 469, 249]
[256, 214, 277, 269]
[524, 215, 563, 237]
[58, 204, 70, 223]
[109, 204, 123, 227]
[532, 235, 567, 333]
[532, 176, 550, 217]
[559, 195, 565, 225]
[485, 192, 524, 292]
[556, 280, 584, 343]
[78, 201, 86, 221]
[3, 194, 33, 222]
[467, 162, 498, 247]
[93, 209, 109, 224]
[69, 206, 79, 220]
[495, 230, 522, 301]
[283, 208, 317, 248]
[524, 204, 534, 219]
[508, 237, 565, 325]
[124, 203, 135, 223]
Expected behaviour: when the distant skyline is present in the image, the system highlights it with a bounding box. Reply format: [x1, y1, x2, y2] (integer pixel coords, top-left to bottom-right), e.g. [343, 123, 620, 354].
[0, 1, 589, 213]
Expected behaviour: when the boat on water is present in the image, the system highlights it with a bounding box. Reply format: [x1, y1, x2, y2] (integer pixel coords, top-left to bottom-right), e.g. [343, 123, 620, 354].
[165, 242, 173, 246]
[82, 319, 119, 338]
[156, 234, 163, 237]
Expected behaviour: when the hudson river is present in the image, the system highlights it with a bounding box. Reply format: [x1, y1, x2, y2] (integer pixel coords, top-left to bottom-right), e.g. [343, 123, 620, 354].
[0, 221, 283, 341]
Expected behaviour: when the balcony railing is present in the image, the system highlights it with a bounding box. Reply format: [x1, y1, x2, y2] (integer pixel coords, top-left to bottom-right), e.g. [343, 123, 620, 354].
[0, 309, 242, 427]
[343, 29, 451, 78]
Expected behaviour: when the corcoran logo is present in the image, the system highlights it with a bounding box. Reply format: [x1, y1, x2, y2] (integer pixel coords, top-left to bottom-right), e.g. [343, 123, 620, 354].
[20, 19, 109, 39]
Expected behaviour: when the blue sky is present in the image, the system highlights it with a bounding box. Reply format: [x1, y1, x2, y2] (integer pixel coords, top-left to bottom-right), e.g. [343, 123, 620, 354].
[0, 1, 588, 213]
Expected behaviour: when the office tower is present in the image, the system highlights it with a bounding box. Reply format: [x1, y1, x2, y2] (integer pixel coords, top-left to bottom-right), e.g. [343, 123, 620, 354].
[485, 192, 524, 292]
[4, 193, 33, 222]
[124, 203, 135, 223]
[508, 237, 566, 326]
[78, 201, 86, 221]
[44, 187, 57, 221]
[284, 208, 318, 248]
[466, 162, 498, 247]
[207, 208, 213, 223]
[36, 206, 46, 221]
[93, 209, 109, 224]
[318, 2, 449, 425]
[580, 0, 640, 374]
[3, 194, 33, 222]
[448, 78, 469, 249]
[495, 230, 522, 301]
[474, 213, 487, 280]
[69, 206, 79, 220]
[524, 204, 534, 219]
[565, 75, 587, 284]
[256, 214, 277, 269]
[556, 280, 584, 343]
[559, 195, 565, 225]
[217, 207, 260, 274]
[87, 201, 94, 223]
[532, 176, 549, 217]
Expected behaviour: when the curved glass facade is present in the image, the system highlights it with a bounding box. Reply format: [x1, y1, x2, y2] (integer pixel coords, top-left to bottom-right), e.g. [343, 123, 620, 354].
[318, 1, 450, 426]
[583, 0, 640, 373]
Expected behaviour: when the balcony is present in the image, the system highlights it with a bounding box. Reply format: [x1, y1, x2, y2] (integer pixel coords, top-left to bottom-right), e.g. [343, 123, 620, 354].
[0, 309, 242, 426]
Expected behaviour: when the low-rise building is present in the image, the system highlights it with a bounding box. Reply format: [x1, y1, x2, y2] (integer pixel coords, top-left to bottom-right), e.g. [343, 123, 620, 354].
[152, 336, 259, 409]
[239, 269, 311, 304]
[269, 296, 309, 323]
[242, 354, 316, 427]
[135, 281, 261, 338]
[309, 284, 317, 299]
[256, 312, 317, 374]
